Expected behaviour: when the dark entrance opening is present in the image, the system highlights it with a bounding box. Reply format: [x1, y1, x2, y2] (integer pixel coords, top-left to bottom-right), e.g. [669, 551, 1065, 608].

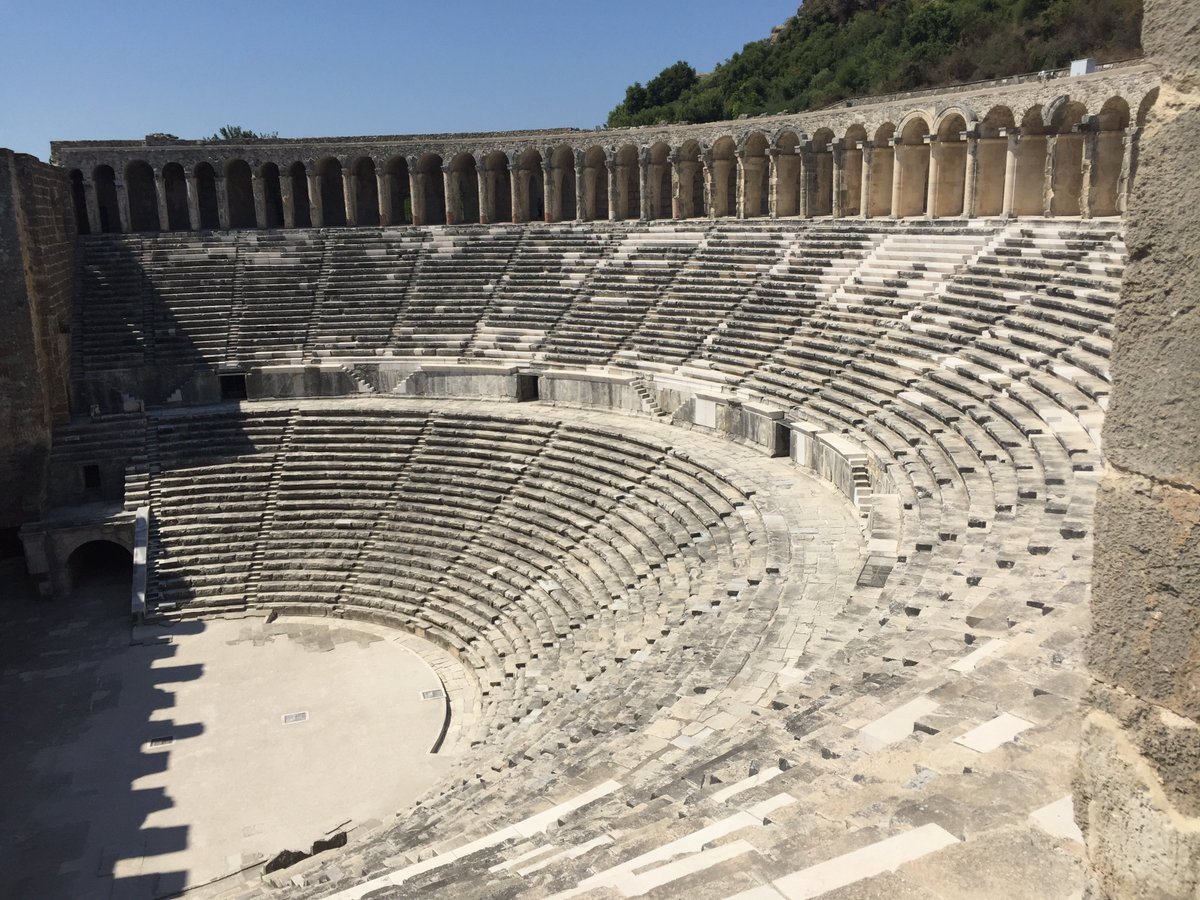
[517, 373, 540, 402]
[82, 464, 102, 494]
[219, 373, 248, 400]
[66, 540, 133, 598]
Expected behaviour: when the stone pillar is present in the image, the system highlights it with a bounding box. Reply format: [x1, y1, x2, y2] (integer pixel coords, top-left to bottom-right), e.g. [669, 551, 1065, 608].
[343, 166, 358, 227]
[669, 153, 683, 219]
[1042, 134, 1058, 217]
[377, 169, 392, 226]
[510, 162, 523, 223]
[407, 163, 422, 226]
[639, 154, 652, 220]
[701, 153, 714, 219]
[734, 151, 747, 219]
[1001, 129, 1020, 218]
[252, 173, 267, 228]
[1116, 126, 1139, 216]
[475, 166, 490, 225]
[606, 159, 619, 222]
[308, 170, 324, 227]
[1080, 127, 1098, 219]
[574, 162, 586, 222]
[83, 177, 103, 234]
[280, 172, 296, 229]
[859, 142, 873, 219]
[542, 158, 555, 223]
[215, 175, 231, 230]
[924, 135, 939, 218]
[115, 179, 131, 233]
[767, 149, 780, 219]
[441, 164, 457, 226]
[1075, 2, 1200, 896]
[962, 132, 980, 218]
[799, 146, 813, 218]
[831, 142, 845, 219]
[890, 138, 904, 218]
[153, 170, 170, 232]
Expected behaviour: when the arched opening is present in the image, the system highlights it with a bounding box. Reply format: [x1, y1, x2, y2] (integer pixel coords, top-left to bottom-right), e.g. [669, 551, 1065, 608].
[69, 169, 89, 234]
[550, 145, 576, 222]
[1014, 106, 1048, 216]
[842, 125, 867, 217]
[289, 162, 312, 228]
[1050, 101, 1087, 216]
[259, 163, 284, 228]
[644, 142, 671, 220]
[809, 129, 835, 217]
[446, 153, 479, 225]
[415, 154, 445, 225]
[162, 163, 190, 231]
[868, 124, 895, 217]
[515, 149, 543, 223]
[194, 162, 220, 229]
[581, 147, 607, 221]
[614, 144, 639, 220]
[125, 161, 159, 232]
[743, 133, 769, 218]
[352, 157, 380, 226]
[931, 113, 968, 217]
[94, 165, 121, 233]
[225, 159, 257, 229]
[384, 157, 411, 225]
[774, 132, 800, 217]
[1092, 97, 1130, 217]
[711, 137, 736, 217]
[318, 158, 347, 227]
[65, 540, 133, 600]
[675, 141, 704, 219]
[482, 152, 510, 223]
[896, 117, 931, 217]
[976, 107, 1015, 217]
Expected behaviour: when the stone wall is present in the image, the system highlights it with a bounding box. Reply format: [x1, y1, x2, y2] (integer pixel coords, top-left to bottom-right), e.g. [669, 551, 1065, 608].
[1075, 0, 1200, 895]
[0, 151, 75, 536]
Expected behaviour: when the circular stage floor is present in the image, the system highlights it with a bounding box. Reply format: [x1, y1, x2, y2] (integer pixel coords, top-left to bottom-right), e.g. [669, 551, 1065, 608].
[0, 569, 455, 899]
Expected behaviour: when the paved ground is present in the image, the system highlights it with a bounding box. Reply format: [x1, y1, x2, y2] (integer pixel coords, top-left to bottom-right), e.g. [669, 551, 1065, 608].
[0, 561, 455, 900]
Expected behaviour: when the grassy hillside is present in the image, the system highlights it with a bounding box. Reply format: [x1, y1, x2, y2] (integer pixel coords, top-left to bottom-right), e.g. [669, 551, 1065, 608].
[607, 0, 1141, 127]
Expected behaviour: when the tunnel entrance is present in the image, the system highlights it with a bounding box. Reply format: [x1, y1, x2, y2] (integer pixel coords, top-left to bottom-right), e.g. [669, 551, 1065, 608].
[66, 540, 133, 600]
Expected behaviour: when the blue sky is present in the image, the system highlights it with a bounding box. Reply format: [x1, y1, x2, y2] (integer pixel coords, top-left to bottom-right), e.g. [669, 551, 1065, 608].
[1, 1, 797, 159]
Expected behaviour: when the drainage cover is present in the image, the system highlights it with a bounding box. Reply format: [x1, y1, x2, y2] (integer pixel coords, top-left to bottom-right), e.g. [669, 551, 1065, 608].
[148, 736, 174, 748]
[282, 711, 309, 725]
[421, 689, 446, 701]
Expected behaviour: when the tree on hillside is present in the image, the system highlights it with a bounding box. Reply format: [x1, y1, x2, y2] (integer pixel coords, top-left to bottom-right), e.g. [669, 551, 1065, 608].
[205, 125, 278, 142]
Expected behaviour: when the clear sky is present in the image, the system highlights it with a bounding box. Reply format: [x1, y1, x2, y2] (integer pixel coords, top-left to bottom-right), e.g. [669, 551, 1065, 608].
[1, 0, 798, 159]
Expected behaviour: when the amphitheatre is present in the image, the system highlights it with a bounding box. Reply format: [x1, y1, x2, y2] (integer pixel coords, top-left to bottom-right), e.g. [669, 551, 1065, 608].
[0, 3, 1196, 898]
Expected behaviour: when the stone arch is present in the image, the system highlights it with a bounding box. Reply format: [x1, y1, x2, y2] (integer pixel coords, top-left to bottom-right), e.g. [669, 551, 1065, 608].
[384, 156, 411, 225]
[1012, 106, 1049, 215]
[1049, 100, 1088, 216]
[809, 128, 835, 217]
[446, 153, 479, 225]
[1092, 96, 1131, 217]
[976, 106, 1015, 217]
[258, 162, 284, 228]
[162, 162, 190, 231]
[581, 147, 608, 221]
[711, 136, 737, 218]
[193, 162, 220, 230]
[124, 160, 159, 232]
[65, 539, 132, 597]
[842, 125, 867, 217]
[513, 149, 543, 223]
[896, 115, 931, 216]
[288, 162, 312, 228]
[775, 131, 801, 217]
[415, 154, 445, 226]
[68, 169, 89, 234]
[351, 157, 380, 226]
[868, 123, 896, 217]
[614, 144, 640, 220]
[742, 132, 770, 218]
[932, 113, 968, 217]
[317, 157, 347, 227]
[675, 140, 704, 219]
[225, 159, 256, 229]
[481, 151, 510, 223]
[645, 142, 671, 220]
[549, 145, 576, 222]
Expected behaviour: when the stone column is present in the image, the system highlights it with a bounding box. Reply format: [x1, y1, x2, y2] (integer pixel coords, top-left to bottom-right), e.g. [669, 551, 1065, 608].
[574, 161, 586, 222]
[115, 179, 131, 233]
[1116, 126, 1139, 215]
[639, 153, 652, 220]
[831, 142, 845, 219]
[407, 163, 422, 226]
[890, 138, 904, 218]
[475, 166, 490, 224]
[767, 149, 780, 219]
[701, 153, 714, 219]
[1001, 129, 1020, 218]
[377, 168, 392, 226]
[799, 146, 813, 218]
[154, 170, 171, 232]
[308, 169, 324, 227]
[510, 162, 523, 223]
[859, 142, 873, 218]
[83, 177, 103, 234]
[734, 151, 747, 219]
[606, 159, 619, 221]
[542, 158, 555, 223]
[669, 153, 682, 220]
[252, 173, 267, 228]
[925, 135, 939, 218]
[215, 175, 230, 230]
[442, 164, 457, 225]
[962, 132, 980, 218]
[1042, 134, 1058, 217]
[343, 166, 358, 227]
[1080, 127, 1098, 219]
[280, 172, 296, 229]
